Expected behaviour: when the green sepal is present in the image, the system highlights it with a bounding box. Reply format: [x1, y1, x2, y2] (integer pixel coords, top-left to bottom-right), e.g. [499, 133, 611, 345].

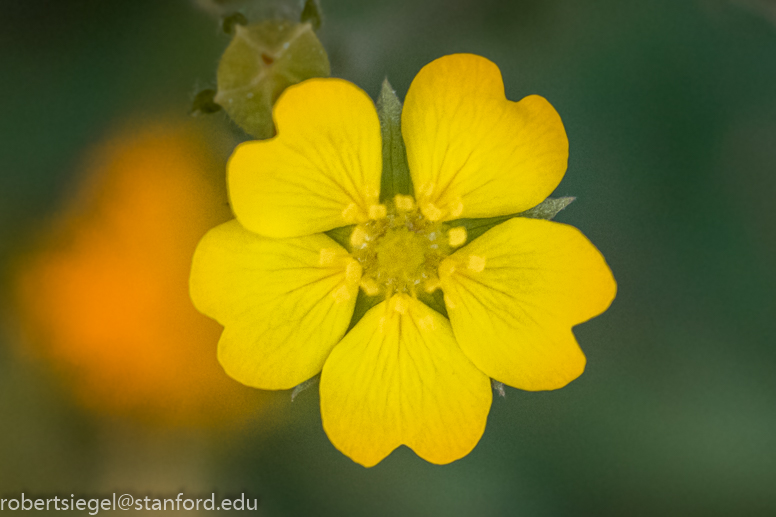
[376, 79, 413, 202]
[417, 289, 448, 318]
[300, 0, 323, 30]
[215, 20, 330, 139]
[291, 374, 319, 401]
[346, 290, 383, 332]
[324, 225, 355, 252]
[449, 196, 575, 242]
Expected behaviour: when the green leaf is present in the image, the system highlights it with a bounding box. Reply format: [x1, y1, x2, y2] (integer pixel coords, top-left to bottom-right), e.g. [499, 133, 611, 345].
[376, 79, 413, 202]
[300, 0, 323, 30]
[449, 196, 575, 242]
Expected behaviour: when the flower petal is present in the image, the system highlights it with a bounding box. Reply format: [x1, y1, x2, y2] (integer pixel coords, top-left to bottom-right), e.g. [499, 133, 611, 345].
[320, 294, 492, 467]
[190, 220, 360, 389]
[228, 78, 382, 238]
[402, 54, 568, 221]
[439, 218, 616, 391]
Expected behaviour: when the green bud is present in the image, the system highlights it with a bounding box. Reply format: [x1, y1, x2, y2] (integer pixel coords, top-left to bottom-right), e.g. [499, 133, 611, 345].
[221, 12, 248, 35]
[215, 20, 331, 138]
[300, 0, 323, 30]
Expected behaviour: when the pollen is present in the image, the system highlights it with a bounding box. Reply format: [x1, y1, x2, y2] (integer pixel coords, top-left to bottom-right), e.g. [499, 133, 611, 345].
[350, 226, 368, 248]
[438, 260, 456, 278]
[332, 284, 351, 303]
[360, 277, 380, 296]
[447, 227, 467, 247]
[394, 195, 415, 212]
[342, 203, 363, 223]
[319, 247, 338, 266]
[349, 197, 454, 298]
[390, 295, 408, 314]
[448, 198, 464, 218]
[421, 203, 443, 221]
[418, 315, 435, 331]
[345, 259, 362, 284]
[368, 203, 387, 220]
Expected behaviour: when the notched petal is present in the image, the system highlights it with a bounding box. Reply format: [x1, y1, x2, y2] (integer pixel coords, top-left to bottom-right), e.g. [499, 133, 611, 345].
[320, 295, 492, 467]
[190, 220, 359, 390]
[228, 78, 382, 238]
[402, 54, 569, 221]
[439, 218, 616, 391]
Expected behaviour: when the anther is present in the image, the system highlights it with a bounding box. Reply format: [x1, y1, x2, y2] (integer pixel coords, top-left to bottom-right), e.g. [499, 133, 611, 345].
[438, 260, 456, 278]
[418, 182, 435, 198]
[424, 277, 441, 293]
[449, 198, 464, 219]
[418, 315, 435, 331]
[447, 227, 467, 247]
[394, 195, 415, 212]
[350, 226, 368, 248]
[368, 203, 387, 220]
[341, 203, 363, 223]
[389, 295, 408, 314]
[421, 202, 443, 221]
[319, 247, 338, 266]
[359, 277, 381, 296]
[332, 284, 351, 303]
[345, 259, 362, 284]
[467, 255, 487, 273]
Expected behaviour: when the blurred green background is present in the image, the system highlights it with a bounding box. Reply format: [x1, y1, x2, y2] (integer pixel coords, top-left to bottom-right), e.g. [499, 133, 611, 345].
[2, 0, 776, 515]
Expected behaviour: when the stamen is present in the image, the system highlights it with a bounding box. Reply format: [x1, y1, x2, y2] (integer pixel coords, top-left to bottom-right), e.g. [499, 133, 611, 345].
[345, 259, 362, 284]
[359, 277, 380, 296]
[421, 202, 443, 221]
[418, 315, 435, 331]
[341, 203, 362, 223]
[438, 260, 456, 278]
[332, 284, 351, 303]
[365, 186, 380, 203]
[389, 295, 407, 314]
[318, 247, 338, 266]
[368, 203, 387, 220]
[447, 227, 467, 247]
[418, 182, 435, 198]
[394, 194, 415, 212]
[448, 197, 464, 219]
[467, 255, 486, 273]
[350, 226, 368, 248]
[424, 277, 441, 293]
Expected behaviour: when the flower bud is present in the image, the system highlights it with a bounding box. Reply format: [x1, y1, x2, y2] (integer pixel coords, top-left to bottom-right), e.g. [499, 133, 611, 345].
[215, 20, 330, 138]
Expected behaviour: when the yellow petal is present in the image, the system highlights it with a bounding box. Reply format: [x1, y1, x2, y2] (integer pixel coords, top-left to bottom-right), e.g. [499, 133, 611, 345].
[228, 78, 382, 238]
[402, 54, 568, 221]
[439, 218, 616, 391]
[190, 220, 360, 389]
[320, 294, 492, 467]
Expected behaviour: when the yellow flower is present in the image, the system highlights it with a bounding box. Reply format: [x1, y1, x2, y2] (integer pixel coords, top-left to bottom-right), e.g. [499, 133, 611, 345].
[190, 54, 616, 466]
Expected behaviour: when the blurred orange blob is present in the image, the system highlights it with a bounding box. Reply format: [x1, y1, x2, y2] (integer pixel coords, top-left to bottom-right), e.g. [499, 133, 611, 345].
[12, 119, 262, 427]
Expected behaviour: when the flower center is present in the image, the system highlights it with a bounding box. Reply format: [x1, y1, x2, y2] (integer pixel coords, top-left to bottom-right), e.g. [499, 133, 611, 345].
[350, 195, 467, 298]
